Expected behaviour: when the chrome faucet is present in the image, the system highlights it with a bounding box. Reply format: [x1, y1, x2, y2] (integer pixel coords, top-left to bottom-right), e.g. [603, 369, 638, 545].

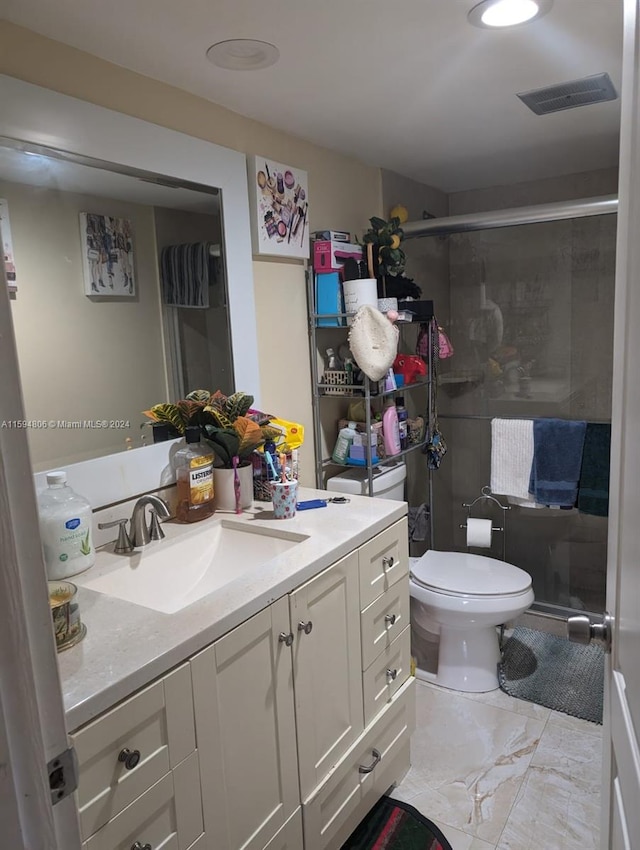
[130, 495, 172, 547]
[98, 494, 171, 552]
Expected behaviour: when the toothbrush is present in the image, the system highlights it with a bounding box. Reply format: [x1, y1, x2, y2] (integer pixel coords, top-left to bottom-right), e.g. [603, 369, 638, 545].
[264, 450, 278, 481]
[232, 455, 242, 514]
[280, 453, 287, 483]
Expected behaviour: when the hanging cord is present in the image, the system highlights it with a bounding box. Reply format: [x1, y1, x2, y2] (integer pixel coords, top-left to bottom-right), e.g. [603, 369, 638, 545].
[417, 317, 447, 469]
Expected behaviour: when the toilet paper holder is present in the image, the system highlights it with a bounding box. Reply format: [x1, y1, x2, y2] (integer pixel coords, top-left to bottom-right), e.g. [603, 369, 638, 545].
[460, 485, 510, 560]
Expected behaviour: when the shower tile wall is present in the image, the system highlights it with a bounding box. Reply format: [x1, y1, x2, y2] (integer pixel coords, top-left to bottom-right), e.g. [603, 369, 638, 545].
[438, 169, 618, 613]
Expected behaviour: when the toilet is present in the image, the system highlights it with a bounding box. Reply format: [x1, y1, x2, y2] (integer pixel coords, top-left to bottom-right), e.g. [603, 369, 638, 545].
[410, 550, 534, 693]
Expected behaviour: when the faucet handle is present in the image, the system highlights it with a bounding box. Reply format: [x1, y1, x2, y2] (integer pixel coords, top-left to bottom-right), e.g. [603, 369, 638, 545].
[98, 518, 134, 553]
[148, 509, 166, 541]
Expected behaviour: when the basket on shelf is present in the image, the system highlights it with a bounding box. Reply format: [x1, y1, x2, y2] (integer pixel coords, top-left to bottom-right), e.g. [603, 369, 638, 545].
[321, 370, 352, 396]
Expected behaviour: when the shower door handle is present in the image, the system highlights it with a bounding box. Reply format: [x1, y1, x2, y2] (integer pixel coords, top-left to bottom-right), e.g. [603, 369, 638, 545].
[567, 612, 613, 653]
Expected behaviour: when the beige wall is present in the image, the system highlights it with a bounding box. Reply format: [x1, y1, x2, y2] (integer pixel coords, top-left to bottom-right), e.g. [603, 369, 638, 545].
[0, 21, 383, 485]
[4, 179, 167, 470]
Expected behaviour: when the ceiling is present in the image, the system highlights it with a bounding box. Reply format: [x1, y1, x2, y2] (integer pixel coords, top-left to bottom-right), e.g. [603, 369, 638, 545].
[2, 0, 624, 193]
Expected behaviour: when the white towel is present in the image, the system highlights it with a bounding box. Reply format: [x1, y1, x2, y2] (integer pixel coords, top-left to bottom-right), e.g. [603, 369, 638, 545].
[491, 419, 539, 508]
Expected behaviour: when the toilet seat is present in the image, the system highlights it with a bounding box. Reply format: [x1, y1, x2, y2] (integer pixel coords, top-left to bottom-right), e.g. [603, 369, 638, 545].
[410, 550, 532, 598]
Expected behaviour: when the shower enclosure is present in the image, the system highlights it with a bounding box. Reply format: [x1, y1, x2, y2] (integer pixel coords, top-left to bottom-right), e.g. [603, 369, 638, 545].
[404, 197, 617, 619]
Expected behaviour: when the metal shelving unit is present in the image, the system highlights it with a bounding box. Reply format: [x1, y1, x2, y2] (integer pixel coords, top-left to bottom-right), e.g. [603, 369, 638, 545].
[306, 269, 435, 506]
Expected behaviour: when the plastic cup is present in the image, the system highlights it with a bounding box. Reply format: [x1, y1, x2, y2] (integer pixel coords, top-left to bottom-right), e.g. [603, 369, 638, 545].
[270, 480, 298, 519]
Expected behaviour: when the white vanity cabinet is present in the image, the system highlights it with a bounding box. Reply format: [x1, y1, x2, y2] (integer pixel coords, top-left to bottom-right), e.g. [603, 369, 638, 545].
[190, 596, 299, 850]
[71, 516, 413, 850]
[72, 662, 203, 850]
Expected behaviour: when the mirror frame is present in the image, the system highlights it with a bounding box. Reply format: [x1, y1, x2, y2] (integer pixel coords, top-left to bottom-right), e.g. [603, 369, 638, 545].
[0, 74, 261, 405]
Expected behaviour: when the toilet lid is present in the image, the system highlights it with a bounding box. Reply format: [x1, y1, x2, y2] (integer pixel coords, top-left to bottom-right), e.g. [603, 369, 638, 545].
[410, 550, 532, 597]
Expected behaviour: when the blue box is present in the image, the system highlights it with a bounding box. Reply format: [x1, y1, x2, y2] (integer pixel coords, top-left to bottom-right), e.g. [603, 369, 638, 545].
[315, 272, 344, 327]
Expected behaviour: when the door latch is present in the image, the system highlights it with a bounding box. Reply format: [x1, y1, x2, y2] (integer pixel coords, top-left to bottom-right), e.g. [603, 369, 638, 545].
[48, 746, 78, 805]
[567, 612, 613, 653]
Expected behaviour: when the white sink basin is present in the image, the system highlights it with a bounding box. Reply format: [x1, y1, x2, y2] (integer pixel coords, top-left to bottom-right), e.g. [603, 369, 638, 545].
[80, 520, 308, 613]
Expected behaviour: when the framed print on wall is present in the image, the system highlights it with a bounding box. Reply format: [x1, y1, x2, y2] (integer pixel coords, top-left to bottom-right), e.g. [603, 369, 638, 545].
[79, 212, 136, 296]
[247, 155, 309, 259]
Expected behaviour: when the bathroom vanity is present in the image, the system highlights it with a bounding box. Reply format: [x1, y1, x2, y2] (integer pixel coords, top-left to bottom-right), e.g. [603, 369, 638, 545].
[60, 491, 413, 850]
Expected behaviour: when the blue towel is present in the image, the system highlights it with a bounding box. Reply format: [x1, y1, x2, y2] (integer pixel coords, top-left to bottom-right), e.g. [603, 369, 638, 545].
[160, 242, 214, 308]
[577, 423, 611, 517]
[529, 418, 587, 507]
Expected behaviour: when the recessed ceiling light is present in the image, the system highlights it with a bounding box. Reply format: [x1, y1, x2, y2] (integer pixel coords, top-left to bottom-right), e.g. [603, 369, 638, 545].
[206, 39, 280, 71]
[468, 0, 553, 29]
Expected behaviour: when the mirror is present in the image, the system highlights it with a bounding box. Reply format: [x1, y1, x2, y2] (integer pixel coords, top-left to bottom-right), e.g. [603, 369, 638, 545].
[0, 75, 260, 472]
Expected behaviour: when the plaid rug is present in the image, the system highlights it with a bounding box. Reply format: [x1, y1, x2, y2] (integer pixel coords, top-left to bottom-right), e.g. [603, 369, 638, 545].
[341, 796, 453, 850]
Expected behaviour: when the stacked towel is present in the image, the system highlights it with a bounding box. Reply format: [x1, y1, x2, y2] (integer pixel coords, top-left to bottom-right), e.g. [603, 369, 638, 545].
[490, 418, 538, 507]
[577, 423, 611, 517]
[160, 242, 214, 308]
[529, 418, 587, 507]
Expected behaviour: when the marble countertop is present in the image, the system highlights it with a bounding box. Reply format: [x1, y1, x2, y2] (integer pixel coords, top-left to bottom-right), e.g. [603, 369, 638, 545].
[60, 487, 406, 732]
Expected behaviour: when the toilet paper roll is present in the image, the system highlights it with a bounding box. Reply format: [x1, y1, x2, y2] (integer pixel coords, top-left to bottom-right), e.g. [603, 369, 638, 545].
[466, 517, 492, 548]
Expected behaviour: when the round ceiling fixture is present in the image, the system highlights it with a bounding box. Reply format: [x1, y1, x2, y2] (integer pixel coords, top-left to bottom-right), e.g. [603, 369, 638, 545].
[206, 39, 280, 70]
[468, 0, 553, 28]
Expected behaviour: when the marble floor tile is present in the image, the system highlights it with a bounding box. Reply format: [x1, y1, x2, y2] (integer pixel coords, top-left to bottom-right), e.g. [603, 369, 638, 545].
[547, 710, 603, 738]
[495, 717, 602, 850]
[390, 680, 545, 845]
[431, 817, 496, 850]
[418, 678, 551, 724]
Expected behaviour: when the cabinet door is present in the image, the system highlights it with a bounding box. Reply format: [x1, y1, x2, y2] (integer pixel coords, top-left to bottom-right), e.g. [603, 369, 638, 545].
[290, 551, 363, 800]
[191, 597, 298, 850]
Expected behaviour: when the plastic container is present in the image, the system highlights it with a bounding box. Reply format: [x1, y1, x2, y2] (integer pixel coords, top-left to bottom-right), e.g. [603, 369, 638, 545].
[382, 400, 401, 456]
[396, 397, 409, 451]
[37, 471, 95, 579]
[174, 426, 215, 522]
[327, 460, 406, 500]
[331, 421, 358, 464]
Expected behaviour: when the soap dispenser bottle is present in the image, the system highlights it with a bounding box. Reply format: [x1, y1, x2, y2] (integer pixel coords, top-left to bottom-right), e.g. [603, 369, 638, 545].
[174, 426, 215, 523]
[37, 470, 96, 579]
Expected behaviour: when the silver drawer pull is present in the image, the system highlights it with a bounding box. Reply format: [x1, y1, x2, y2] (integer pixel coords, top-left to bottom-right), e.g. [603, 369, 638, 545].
[358, 748, 381, 774]
[382, 555, 395, 571]
[131, 842, 152, 850]
[118, 748, 141, 770]
[384, 613, 397, 627]
[298, 620, 313, 635]
[386, 667, 398, 682]
[279, 631, 294, 646]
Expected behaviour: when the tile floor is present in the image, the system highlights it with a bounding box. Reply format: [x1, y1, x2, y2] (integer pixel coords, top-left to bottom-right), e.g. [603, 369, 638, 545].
[389, 677, 603, 850]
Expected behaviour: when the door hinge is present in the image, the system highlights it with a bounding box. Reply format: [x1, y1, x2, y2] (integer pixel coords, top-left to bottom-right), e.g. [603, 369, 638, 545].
[48, 746, 78, 805]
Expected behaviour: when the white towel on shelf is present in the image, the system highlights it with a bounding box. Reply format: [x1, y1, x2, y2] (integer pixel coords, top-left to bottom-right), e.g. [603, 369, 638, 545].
[490, 418, 539, 508]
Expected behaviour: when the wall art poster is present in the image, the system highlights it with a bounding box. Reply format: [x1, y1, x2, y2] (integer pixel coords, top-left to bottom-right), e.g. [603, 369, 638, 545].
[79, 212, 135, 296]
[0, 198, 17, 292]
[248, 156, 309, 259]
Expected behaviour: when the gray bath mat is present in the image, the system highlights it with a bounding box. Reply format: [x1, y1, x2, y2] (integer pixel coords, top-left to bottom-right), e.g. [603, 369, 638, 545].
[499, 626, 604, 724]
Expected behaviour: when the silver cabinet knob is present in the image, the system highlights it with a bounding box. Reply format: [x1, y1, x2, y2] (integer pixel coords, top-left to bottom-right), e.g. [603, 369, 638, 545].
[384, 613, 397, 627]
[118, 748, 141, 770]
[358, 748, 381, 774]
[567, 612, 613, 652]
[279, 631, 294, 646]
[382, 555, 395, 571]
[298, 620, 313, 635]
[386, 667, 398, 682]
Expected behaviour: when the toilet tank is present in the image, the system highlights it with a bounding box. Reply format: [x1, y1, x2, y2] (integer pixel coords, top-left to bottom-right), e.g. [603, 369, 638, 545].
[326, 460, 406, 500]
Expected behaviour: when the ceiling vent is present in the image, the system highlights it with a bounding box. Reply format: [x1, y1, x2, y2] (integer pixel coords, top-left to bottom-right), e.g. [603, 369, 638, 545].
[517, 72, 618, 115]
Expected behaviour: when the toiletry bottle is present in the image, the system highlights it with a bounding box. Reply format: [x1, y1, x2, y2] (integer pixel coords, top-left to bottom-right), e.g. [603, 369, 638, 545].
[396, 397, 409, 451]
[332, 421, 358, 464]
[37, 471, 96, 579]
[382, 400, 401, 456]
[174, 426, 215, 523]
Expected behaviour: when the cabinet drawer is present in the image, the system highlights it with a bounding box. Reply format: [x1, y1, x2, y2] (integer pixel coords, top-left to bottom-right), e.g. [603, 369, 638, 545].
[302, 679, 415, 850]
[83, 750, 203, 850]
[72, 663, 196, 839]
[360, 580, 410, 670]
[358, 519, 409, 611]
[363, 626, 411, 727]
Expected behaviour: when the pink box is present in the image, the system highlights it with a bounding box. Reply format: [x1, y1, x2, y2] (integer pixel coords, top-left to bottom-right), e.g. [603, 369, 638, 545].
[313, 240, 363, 272]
